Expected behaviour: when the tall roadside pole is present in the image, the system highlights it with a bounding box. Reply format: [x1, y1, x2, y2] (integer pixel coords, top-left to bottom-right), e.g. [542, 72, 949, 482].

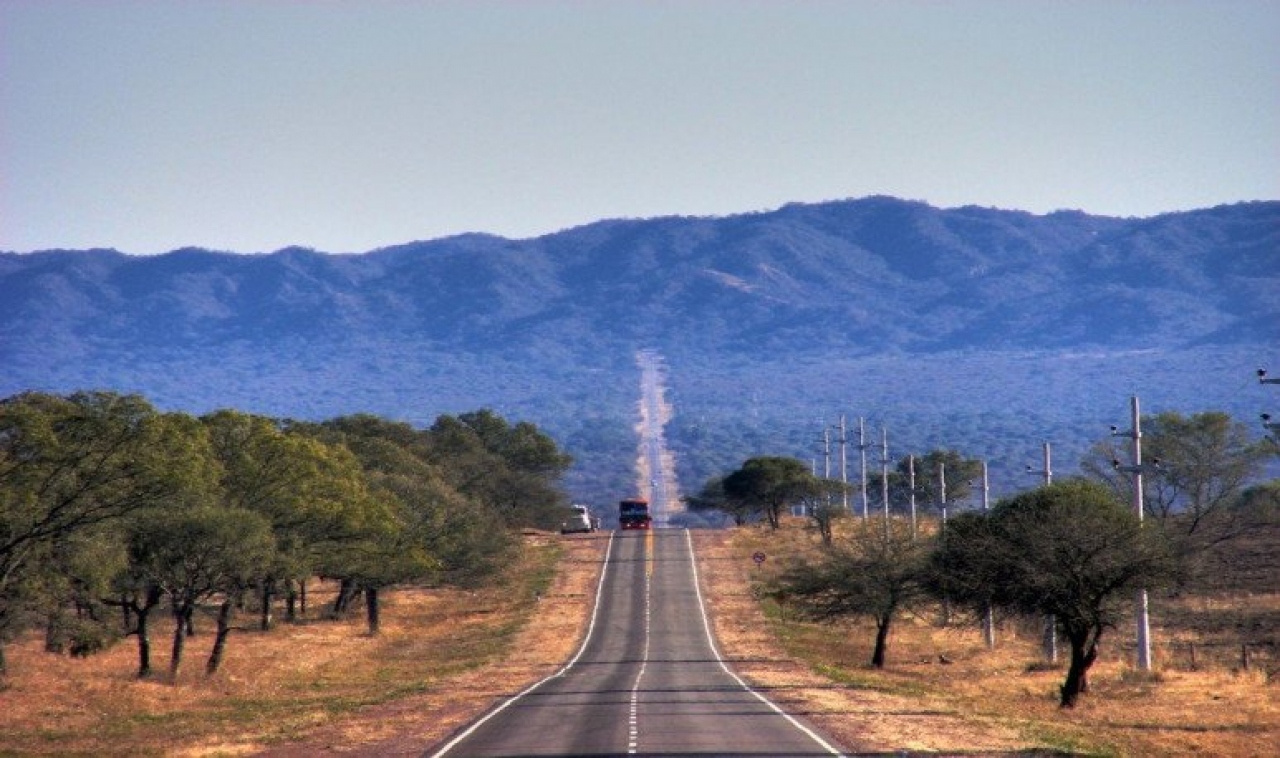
[938, 462, 947, 526]
[838, 416, 850, 511]
[979, 460, 995, 649]
[880, 427, 891, 524]
[1260, 370, 1280, 444]
[1112, 396, 1153, 672]
[939, 461, 949, 624]
[822, 425, 832, 479]
[1027, 442, 1056, 663]
[858, 417, 870, 519]
[908, 455, 917, 539]
[817, 422, 832, 519]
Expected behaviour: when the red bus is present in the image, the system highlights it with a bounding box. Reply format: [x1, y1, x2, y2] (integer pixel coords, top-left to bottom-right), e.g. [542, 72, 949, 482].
[618, 498, 652, 530]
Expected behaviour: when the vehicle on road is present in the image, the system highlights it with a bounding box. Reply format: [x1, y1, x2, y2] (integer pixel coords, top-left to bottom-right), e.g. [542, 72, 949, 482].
[561, 504, 597, 534]
[618, 498, 652, 530]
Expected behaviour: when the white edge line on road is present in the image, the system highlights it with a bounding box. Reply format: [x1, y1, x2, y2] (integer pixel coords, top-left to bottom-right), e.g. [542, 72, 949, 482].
[684, 529, 847, 757]
[428, 531, 617, 758]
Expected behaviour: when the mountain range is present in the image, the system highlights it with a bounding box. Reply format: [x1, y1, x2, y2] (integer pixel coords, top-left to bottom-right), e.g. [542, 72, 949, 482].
[4, 196, 1278, 504]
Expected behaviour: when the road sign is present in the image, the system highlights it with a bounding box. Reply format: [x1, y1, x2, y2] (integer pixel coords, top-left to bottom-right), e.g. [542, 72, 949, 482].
[752, 552, 766, 565]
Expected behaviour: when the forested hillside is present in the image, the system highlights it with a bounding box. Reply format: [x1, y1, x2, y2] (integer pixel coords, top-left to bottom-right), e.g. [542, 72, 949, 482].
[3, 197, 1277, 503]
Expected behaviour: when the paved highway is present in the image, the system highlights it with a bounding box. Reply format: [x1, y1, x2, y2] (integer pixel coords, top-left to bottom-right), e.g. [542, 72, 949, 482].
[637, 349, 677, 525]
[429, 529, 845, 757]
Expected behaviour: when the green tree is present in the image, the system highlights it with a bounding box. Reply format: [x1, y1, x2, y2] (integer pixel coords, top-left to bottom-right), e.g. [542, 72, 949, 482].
[796, 478, 851, 545]
[0, 392, 214, 675]
[772, 518, 929, 666]
[721, 456, 816, 529]
[202, 410, 374, 630]
[684, 475, 756, 526]
[129, 506, 275, 681]
[36, 526, 126, 657]
[305, 415, 514, 589]
[932, 480, 1173, 707]
[1084, 411, 1273, 534]
[425, 411, 572, 530]
[894, 449, 983, 514]
[315, 491, 438, 634]
[111, 552, 165, 678]
[1082, 411, 1274, 585]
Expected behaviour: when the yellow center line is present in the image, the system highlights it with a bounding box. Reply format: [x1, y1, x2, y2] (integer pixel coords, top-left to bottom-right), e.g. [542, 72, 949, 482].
[646, 528, 654, 576]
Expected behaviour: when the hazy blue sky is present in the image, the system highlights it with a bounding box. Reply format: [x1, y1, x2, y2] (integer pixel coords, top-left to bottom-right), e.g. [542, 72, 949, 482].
[2, 0, 1277, 255]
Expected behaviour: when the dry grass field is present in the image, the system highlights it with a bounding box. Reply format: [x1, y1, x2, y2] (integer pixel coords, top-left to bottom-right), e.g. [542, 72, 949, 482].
[698, 520, 1279, 756]
[0, 532, 608, 756]
[1, 523, 1275, 756]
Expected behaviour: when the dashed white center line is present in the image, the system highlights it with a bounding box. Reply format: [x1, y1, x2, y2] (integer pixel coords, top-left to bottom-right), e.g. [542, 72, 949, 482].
[627, 533, 653, 754]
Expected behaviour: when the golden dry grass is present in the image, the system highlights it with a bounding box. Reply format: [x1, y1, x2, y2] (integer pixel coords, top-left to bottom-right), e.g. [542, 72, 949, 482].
[695, 519, 1280, 757]
[0, 532, 609, 756]
[3, 523, 1275, 756]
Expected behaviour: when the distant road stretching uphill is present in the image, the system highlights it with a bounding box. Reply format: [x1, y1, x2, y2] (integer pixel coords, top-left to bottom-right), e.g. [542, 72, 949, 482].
[428, 529, 845, 757]
[637, 349, 680, 526]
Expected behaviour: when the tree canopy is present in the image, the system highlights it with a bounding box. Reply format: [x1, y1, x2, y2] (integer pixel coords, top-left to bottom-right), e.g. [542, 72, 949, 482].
[719, 456, 822, 529]
[0, 392, 569, 680]
[931, 479, 1174, 707]
[773, 518, 930, 667]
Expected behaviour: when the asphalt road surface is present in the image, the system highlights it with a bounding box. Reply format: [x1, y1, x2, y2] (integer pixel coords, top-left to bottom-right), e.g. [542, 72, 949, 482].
[429, 529, 845, 757]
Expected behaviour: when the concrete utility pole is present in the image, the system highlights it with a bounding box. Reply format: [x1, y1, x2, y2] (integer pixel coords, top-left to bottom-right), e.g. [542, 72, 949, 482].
[979, 460, 990, 511]
[938, 462, 947, 526]
[1112, 396, 1154, 672]
[1027, 442, 1056, 663]
[908, 455, 917, 539]
[838, 416, 849, 511]
[822, 425, 832, 479]
[858, 417, 870, 519]
[1026, 441, 1052, 486]
[939, 461, 949, 624]
[880, 427, 891, 524]
[979, 460, 995, 649]
[1260, 370, 1280, 444]
[815, 422, 831, 519]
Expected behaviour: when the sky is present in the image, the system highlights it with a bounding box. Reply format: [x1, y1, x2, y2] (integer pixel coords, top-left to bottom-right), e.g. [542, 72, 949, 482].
[2, 0, 1277, 256]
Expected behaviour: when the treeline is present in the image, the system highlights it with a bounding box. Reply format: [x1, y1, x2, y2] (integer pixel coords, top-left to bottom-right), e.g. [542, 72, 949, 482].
[0, 391, 573, 681]
[691, 411, 1279, 579]
[688, 411, 1279, 707]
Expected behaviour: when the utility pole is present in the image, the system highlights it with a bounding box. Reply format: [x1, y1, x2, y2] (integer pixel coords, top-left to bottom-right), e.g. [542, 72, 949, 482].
[817, 422, 831, 519]
[1112, 396, 1154, 672]
[837, 416, 850, 511]
[979, 460, 995, 649]
[938, 462, 947, 526]
[858, 417, 870, 519]
[939, 461, 949, 624]
[822, 424, 832, 480]
[1026, 441, 1056, 663]
[1260, 370, 1280, 445]
[979, 460, 990, 510]
[1025, 441, 1052, 486]
[908, 455, 917, 539]
[880, 427, 891, 524]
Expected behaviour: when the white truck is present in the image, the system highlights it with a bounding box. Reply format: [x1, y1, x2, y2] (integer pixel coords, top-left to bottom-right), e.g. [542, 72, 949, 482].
[560, 504, 598, 534]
